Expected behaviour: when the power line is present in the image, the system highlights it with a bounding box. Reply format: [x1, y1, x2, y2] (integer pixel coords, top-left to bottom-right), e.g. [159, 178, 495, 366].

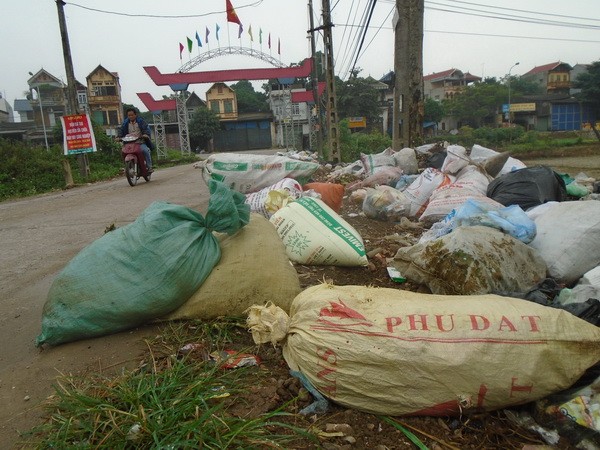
[66, 0, 264, 19]
[348, 0, 378, 78]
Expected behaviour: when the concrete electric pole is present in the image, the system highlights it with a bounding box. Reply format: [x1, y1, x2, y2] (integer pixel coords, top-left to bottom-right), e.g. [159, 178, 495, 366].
[321, 0, 340, 163]
[393, 0, 424, 149]
[56, 0, 89, 178]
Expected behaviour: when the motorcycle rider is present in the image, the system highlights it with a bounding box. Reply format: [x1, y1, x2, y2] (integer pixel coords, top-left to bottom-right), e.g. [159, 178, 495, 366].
[119, 107, 153, 172]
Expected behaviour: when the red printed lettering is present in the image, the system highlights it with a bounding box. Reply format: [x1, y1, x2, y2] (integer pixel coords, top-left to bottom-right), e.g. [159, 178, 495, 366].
[435, 314, 455, 332]
[316, 347, 337, 365]
[510, 377, 533, 397]
[477, 384, 488, 409]
[521, 315, 541, 332]
[386, 317, 402, 332]
[408, 314, 429, 331]
[498, 316, 517, 332]
[470, 315, 490, 331]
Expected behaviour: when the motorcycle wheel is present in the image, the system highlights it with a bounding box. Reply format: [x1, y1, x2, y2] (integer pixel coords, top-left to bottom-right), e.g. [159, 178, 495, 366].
[143, 171, 151, 182]
[125, 160, 138, 186]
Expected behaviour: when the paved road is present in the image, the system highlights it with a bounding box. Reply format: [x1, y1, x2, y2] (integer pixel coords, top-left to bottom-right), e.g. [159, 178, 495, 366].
[0, 163, 213, 447]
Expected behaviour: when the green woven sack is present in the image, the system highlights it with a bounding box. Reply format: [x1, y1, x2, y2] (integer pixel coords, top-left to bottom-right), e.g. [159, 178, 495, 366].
[36, 180, 249, 347]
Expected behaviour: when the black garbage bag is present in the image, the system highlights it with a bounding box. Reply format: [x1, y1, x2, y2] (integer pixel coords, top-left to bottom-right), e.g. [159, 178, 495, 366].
[486, 165, 566, 210]
[495, 278, 600, 326]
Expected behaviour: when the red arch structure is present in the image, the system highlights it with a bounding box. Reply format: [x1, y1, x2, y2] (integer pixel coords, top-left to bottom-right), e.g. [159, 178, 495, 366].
[142, 57, 312, 87]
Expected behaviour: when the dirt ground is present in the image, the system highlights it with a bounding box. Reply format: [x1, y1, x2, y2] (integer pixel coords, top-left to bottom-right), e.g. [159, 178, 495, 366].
[1, 148, 599, 448]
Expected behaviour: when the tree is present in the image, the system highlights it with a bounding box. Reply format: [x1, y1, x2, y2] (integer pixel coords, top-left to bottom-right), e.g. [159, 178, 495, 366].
[508, 77, 544, 96]
[335, 72, 382, 129]
[443, 81, 506, 128]
[574, 61, 600, 112]
[188, 106, 221, 150]
[230, 80, 269, 113]
[424, 98, 444, 123]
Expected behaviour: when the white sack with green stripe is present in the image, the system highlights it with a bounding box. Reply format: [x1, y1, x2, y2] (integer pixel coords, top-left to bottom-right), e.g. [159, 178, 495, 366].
[270, 197, 368, 266]
[201, 153, 319, 194]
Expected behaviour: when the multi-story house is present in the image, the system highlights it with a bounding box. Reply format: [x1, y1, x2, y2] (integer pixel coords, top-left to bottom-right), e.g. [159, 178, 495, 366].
[27, 69, 67, 129]
[86, 64, 123, 136]
[521, 62, 572, 95]
[424, 69, 481, 101]
[206, 82, 238, 120]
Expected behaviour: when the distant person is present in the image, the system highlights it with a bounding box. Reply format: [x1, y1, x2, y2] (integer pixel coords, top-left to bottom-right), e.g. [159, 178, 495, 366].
[119, 108, 153, 172]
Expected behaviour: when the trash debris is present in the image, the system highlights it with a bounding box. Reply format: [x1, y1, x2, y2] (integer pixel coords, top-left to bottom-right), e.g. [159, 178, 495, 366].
[210, 350, 261, 369]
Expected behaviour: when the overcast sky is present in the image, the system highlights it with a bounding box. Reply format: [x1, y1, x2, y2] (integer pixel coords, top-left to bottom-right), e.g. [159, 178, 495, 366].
[1, 0, 599, 112]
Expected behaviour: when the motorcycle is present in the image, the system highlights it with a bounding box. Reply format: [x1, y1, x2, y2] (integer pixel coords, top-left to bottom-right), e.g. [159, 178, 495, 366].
[120, 134, 152, 186]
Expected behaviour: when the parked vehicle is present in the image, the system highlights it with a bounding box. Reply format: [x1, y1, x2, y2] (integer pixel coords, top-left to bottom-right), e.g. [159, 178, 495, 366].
[120, 134, 151, 186]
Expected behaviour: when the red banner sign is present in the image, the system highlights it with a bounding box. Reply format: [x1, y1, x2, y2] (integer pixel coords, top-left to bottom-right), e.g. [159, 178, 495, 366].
[60, 114, 97, 155]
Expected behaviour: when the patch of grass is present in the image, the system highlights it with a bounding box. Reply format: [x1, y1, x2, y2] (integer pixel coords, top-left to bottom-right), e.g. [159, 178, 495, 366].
[20, 319, 316, 449]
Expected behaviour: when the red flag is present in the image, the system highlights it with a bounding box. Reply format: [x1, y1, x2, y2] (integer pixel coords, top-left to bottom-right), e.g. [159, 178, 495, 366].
[226, 0, 241, 25]
[179, 42, 184, 60]
[278, 38, 281, 55]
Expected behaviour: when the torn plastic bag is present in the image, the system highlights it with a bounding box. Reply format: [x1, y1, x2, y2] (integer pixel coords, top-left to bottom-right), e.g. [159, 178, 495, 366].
[36, 180, 250, 347]
[392, 226, 547, 295]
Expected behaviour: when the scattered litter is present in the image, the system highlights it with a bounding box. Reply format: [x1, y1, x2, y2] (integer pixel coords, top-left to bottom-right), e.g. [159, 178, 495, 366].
[210, 350, 261, 369]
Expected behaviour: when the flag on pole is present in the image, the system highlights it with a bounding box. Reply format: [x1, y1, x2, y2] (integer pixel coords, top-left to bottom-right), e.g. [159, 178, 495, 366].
[238, 23, 243, 39]
[205, 26, 210, 44]
[259, 28, 263, 45]
[268, 33, 271, 49]
[226, 0, 242, 25]
[195, 31, 202, 47]
[248, 24, 253, 41]
[216, 24, 221, 41]
[187, 37, 193, 53]
[179, 42, 184, 60]
[278, 38, 281, 55]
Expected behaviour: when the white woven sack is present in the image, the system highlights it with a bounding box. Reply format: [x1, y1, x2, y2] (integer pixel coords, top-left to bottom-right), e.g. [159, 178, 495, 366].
[248, 284, 600, 417]
[403, 168, 454, 218]
[201, 153, 319, 193]
[529, 201, 600, 285]
[270, 197, 368, 266]
[245, 178, 303, 218]
[470, 144, 526, 176]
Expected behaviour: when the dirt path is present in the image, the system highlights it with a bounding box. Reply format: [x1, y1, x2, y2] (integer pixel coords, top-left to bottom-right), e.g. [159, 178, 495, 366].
[0, 163, 211, 447]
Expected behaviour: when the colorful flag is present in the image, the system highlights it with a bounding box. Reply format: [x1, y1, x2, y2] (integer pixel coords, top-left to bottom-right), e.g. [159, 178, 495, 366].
[187, 37, 193, 53]
[248, 24, 253, 42]
[216, 24, 221, 41]
[259, 28, 263, 45]
[179, 42, 184, 60]
[238, 23, 243, 39]
[268, 33, 271, 49]
[195, 31, 202, 47]
[226, 0, 242, 25]
[205, 26, 210, 44]
[278, 38, 281, 55]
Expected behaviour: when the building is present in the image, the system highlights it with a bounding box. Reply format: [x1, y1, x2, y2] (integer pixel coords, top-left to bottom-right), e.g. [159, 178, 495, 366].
[423, 69, 481, 101]
[86, 64, 123, 136]
[206, 82, 238, 120]
[0, 94, 14, 123]
[521, 62, 573, 95]
[13, 99, 33, 123]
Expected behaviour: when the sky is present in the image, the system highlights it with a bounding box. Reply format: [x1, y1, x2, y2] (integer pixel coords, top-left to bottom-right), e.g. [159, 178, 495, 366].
[1, 0, 599, 116]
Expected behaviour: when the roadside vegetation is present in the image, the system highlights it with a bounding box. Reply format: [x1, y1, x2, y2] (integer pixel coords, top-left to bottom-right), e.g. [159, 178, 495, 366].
[21, 319, 316, 448]
[0, 137, 197, 203]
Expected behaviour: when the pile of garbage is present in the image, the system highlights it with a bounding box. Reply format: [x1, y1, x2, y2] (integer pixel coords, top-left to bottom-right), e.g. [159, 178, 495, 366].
[37, 143, 600, 448]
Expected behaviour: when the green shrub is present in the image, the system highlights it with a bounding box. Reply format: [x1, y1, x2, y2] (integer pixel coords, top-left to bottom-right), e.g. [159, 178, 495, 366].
[335, 119, 392, 162]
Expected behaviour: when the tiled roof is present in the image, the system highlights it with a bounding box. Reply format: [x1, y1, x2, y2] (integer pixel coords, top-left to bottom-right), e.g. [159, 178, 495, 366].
[522, 62, 571, 76]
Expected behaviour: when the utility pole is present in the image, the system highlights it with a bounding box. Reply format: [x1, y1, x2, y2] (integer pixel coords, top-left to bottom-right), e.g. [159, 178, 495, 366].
[56, 0, 89, 178]
[308, 0, 323, 156]
[393, 0, 424, 149]
[321, 0, 340, 163]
